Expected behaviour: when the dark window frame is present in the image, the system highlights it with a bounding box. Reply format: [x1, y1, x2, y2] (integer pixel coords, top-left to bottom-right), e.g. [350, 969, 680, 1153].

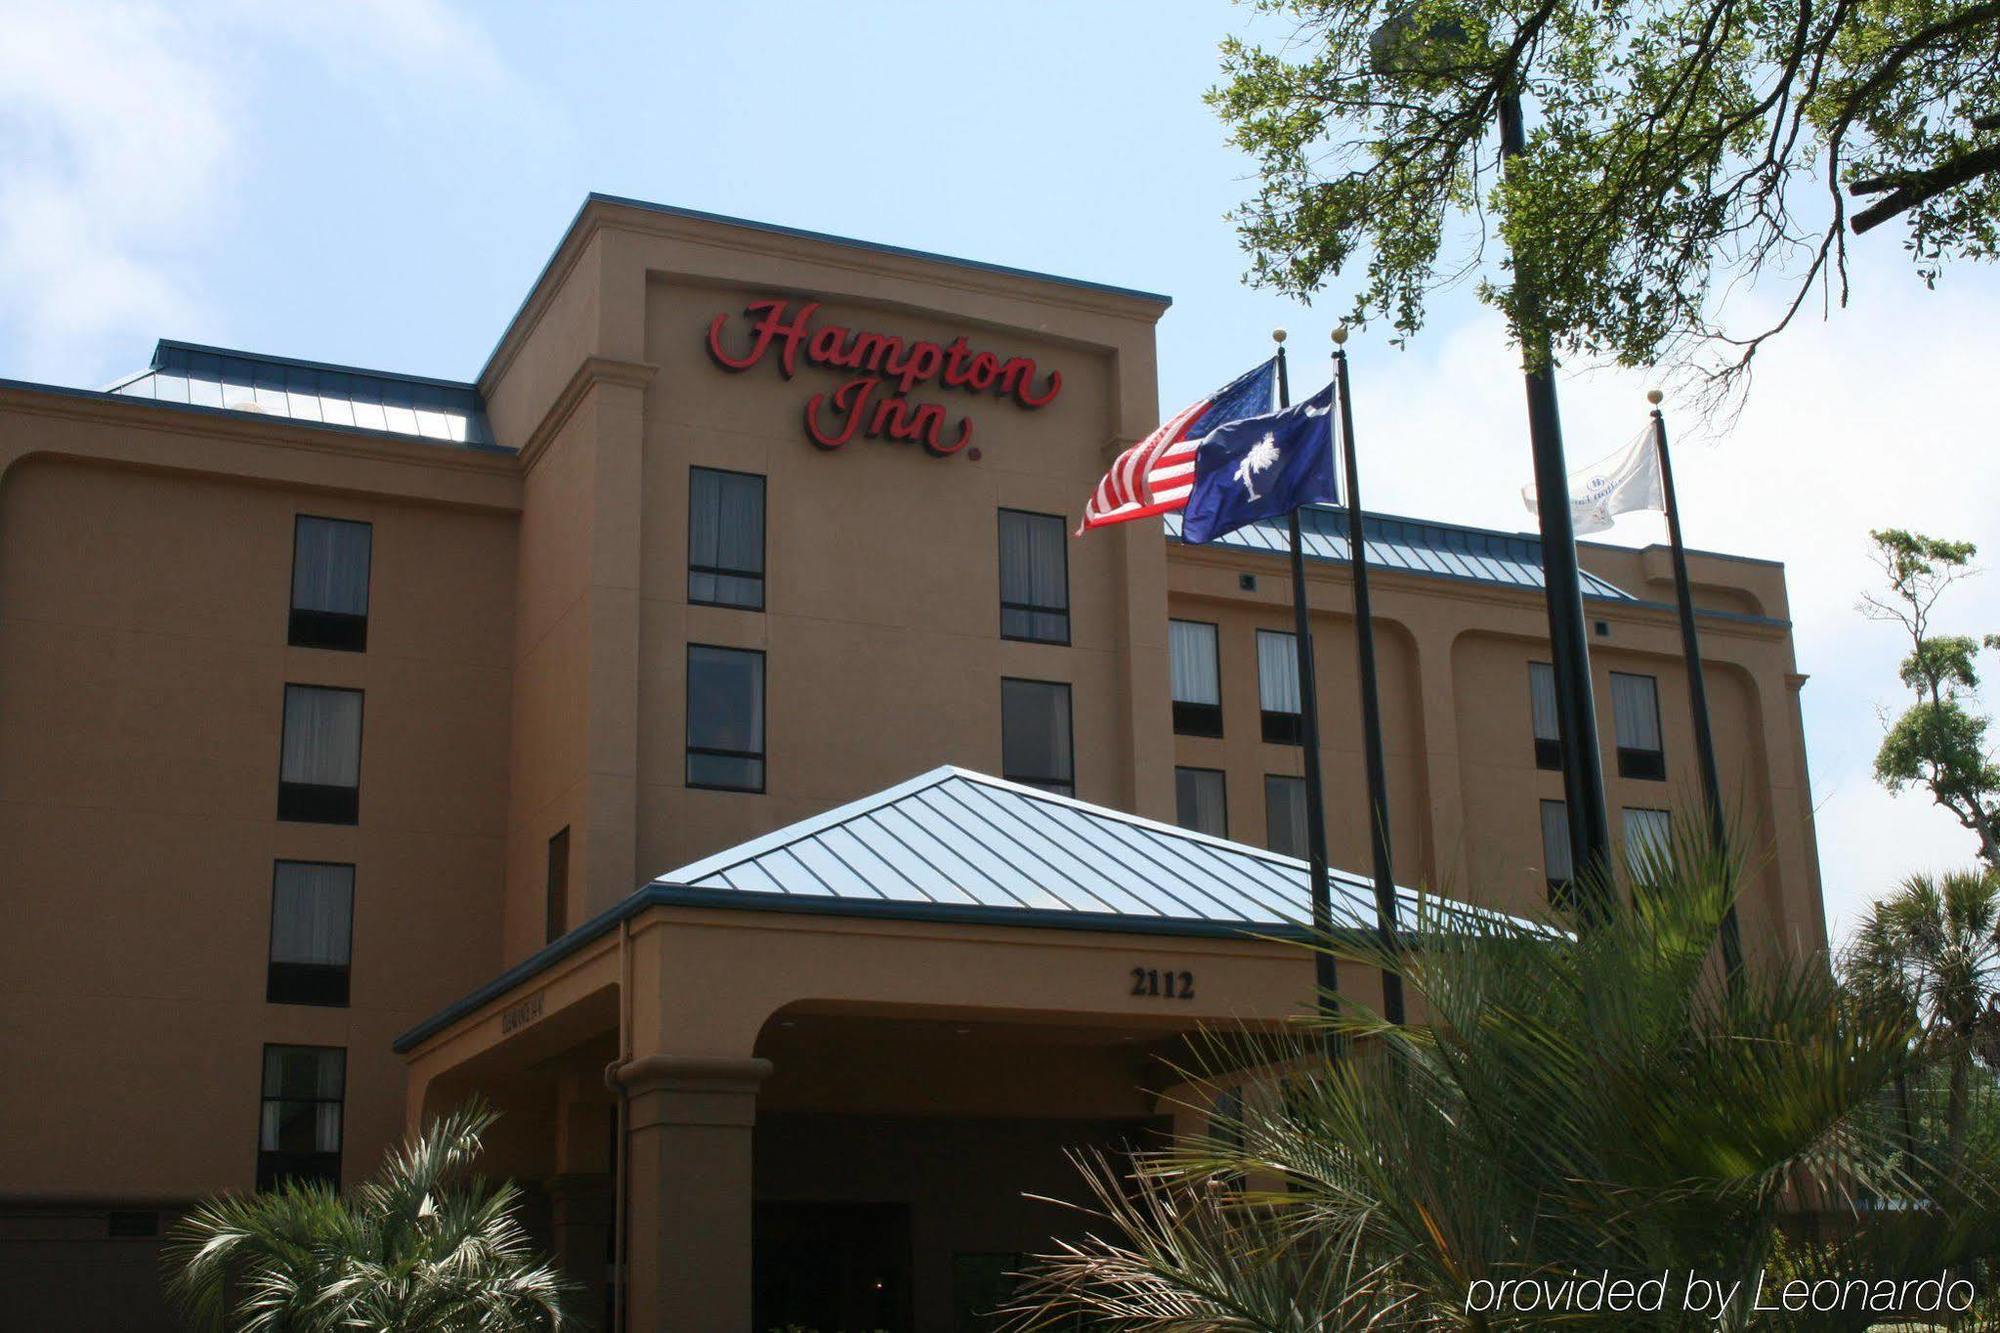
[265, 859, 354, 1008]
[287, 514, 372, 652]
[1256, 629, 1303, 746]
[1000, 676, 1075, 796]
[1623, 805, 1673, 880]
[686, 644, 767, 794]
[256, 1044, 345, 1192]
[1528, 660, 1562, 771]
[1610, 671, 1668, 781]
[276, 684, 364, 825]
[687, 466, 767, 612]
[1169, 618, 1224, 738]
[1264, 773, 1307, 859]
[996, 508, 1071, 646]
[1174, 765, 1229, 838]
[1541, 798, 1577, 911]
[546, 827, 571, 944]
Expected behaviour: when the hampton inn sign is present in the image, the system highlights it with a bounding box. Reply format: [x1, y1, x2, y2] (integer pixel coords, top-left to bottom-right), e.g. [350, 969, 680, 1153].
[705, 297, 1064, 455]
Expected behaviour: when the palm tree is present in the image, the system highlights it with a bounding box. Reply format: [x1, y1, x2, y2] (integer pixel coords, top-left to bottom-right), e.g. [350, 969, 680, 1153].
[163, 1100, 570, 1331]
[1005, 825, 2000, 1330]
[1846, 867, 2000, 1168]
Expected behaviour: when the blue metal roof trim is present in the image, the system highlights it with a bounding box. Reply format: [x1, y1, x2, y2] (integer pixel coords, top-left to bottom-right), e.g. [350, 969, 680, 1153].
[107, 340, 501, 450]
[1165, 505, 1635, 600]
[392, 766, 1544, 1054]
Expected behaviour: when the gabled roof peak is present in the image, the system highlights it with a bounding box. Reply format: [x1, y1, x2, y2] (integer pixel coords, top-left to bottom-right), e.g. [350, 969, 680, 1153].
[653, 765, 1511, 932]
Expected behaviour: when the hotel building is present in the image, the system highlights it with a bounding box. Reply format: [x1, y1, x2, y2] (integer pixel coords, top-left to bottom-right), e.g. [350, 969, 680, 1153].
[0, 195, 1825, 1330]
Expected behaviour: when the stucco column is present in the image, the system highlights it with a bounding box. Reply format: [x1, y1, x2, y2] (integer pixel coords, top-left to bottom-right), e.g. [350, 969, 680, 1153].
[614, 1054, 773, 1331]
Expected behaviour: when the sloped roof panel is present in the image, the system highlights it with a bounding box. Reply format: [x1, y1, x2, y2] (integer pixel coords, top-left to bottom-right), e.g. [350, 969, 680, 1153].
[1166, 505, 1633, 600]
[653, 766, 1532, 934]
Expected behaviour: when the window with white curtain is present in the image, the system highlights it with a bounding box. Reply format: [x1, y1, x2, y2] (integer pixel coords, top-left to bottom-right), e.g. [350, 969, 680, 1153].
[686, 645, 765, 792]
[688, 467, 765, 610]
[258, 1045, 344, 1190]
[1256, 630, 1302, 745]
[1175, 767, 1227, 838]
[998, 509, 1069, 644]
[1541, 799, 1576, 910]
[1265, 774, 1307, 859]
[1611, 672, 1666, 780]
[267, 862, 353, 1007]
[1001, 678, 1073, 795]
[278, 685, 364, 824]
[1170, 620, 1223, 736]
[1624, 807, 1672, 880]
[1528, 661, 1561, 770]
[289, 516, 372, 651]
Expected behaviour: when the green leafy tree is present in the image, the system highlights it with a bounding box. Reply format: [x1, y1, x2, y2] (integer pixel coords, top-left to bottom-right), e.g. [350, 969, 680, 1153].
[1208, 0, 2000, 394]
[1845, 868, 2000, 1169]
[163, 1101, 569, 1332]
[1863, 527, 2000, 865]
[1005, 827, 2000, 1329]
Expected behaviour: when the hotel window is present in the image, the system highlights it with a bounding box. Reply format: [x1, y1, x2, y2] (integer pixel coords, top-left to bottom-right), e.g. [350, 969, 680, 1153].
[1170, 620, 1223, 737]
[997, 509, 1069, 644]
[266, 862, 353, 1008]
[1001, 678, 1074, 796]
[1541, 799, 1576, 910]
[1257, 630, 1303, 745]
[1624, 807, 1672, 880]
[688, 467, 765, 610]
[1611, 672, 1666, 780]
[288, 516, 371, 652]
[1175, 767, 1227, 838]
[686, 645, 765, 792]
[278, 685, 363, 824]
[1266, 774, 1307, 859]
[545, 827, 570, 944]
[257, 1045, 344, 1191]
[1528, 661, 1561, 771]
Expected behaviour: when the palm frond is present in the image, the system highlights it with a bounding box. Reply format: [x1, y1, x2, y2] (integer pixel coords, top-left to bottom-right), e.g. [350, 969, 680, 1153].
[162, 1098, 571, 1331]
[1012, 822, 2000, 1329]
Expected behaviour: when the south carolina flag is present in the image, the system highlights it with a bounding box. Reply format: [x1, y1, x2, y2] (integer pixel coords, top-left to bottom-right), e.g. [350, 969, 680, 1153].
[1180, 382, 1339, 544]
[1523, 429, 1665, 535]
[1077, 359, 1277, 532]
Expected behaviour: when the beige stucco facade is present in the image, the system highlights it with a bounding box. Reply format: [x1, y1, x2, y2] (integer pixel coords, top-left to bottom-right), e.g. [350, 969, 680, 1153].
[0, 196, 1824, 1330]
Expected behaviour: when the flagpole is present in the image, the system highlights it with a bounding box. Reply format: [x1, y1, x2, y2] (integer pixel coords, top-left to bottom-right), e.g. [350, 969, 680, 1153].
[1501, 97, 1614, 920]
[1331, 328, 1406, 1025]
[1274, 331, 1342, 1030]
[1648, 390, 1744, 980]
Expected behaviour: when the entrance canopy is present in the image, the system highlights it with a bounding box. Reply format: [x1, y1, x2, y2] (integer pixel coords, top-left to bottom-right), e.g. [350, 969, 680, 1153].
[396, 766, 1528, 1057]
[390, 767, 1539, 1329]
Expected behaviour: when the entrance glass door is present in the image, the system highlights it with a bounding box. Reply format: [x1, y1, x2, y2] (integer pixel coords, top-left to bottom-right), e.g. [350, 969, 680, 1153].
[753, 1200, 913, 1333]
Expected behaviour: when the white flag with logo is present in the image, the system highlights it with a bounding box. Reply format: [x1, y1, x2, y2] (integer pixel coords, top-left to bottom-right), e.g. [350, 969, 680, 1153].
[1521, 430, 1664, 535]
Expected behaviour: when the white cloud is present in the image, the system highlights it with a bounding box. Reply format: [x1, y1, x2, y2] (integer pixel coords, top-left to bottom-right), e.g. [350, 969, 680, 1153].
[0, 0, 543, 386]
[0, 2, 230, 379]
[1347, 246, 2000, 946]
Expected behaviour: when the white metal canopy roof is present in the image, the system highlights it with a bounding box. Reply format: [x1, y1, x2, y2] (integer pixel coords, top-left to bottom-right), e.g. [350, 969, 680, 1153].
[653, 766, 1517, 933]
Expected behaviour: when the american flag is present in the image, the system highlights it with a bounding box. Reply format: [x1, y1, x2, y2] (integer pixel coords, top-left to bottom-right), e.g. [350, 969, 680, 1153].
[1077, 359, 1279, 532]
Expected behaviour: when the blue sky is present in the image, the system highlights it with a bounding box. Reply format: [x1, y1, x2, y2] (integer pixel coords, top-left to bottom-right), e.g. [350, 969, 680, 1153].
[4, 0, 1997, 941]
